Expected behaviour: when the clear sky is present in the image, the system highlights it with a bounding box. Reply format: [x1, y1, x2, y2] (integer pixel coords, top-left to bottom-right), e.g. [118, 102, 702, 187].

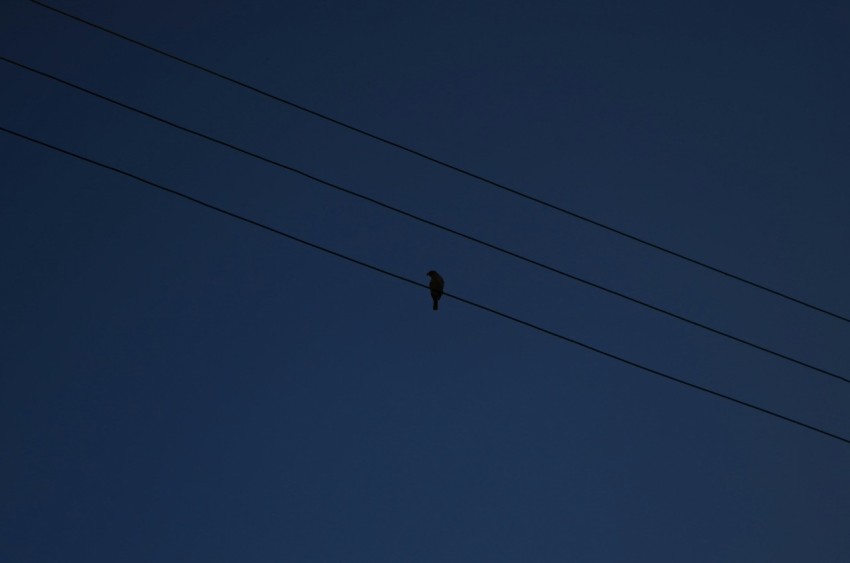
[2, 1, 849, 561]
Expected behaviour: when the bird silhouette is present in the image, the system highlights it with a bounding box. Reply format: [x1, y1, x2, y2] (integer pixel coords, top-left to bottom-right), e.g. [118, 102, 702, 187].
[426, 270, 444, 311]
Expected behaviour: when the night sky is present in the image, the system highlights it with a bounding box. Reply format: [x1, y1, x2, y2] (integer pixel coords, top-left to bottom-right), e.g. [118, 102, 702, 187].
[2, 1, 849, 561]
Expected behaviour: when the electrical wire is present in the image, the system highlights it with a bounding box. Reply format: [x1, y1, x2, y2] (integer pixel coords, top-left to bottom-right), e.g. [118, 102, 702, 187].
[2, 55, 845, 385]
[27, 0, 850, 325]
[2, 124, 848, 447]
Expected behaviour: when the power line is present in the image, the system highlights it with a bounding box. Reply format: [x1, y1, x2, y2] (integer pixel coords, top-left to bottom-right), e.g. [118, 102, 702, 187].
[27, 0, 850, 325]
[2, 55, 845, 386]
[2, 124, 848, 447]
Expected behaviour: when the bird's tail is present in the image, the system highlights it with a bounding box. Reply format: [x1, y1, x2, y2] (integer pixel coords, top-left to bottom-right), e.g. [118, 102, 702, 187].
[433, 299, 439, 311]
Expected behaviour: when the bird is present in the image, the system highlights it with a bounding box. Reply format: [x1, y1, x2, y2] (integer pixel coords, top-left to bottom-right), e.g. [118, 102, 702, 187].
[426, 270, 444, 311]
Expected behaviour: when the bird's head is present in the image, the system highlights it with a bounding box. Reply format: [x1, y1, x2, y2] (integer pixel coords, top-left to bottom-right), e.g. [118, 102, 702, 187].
[426, 270, 438, 278]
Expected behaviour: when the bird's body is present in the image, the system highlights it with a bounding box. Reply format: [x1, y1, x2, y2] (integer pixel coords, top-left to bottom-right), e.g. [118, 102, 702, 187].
[426, 270, 444, 311]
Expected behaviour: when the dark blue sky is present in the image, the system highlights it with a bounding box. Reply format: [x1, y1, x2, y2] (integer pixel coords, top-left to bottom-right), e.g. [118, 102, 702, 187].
[2, 1, 849, 561]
